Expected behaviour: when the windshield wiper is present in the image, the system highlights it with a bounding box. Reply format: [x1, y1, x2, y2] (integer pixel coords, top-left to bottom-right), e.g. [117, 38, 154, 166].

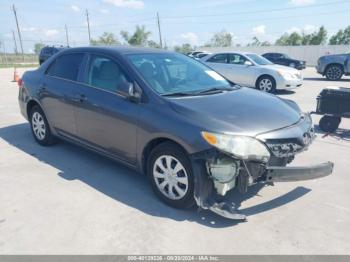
[162, 92, 195, 97]
[195, 87, 234, 95]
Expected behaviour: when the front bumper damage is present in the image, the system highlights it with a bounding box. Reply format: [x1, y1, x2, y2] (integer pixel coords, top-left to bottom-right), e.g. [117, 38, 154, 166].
[190, 150, 334, 220]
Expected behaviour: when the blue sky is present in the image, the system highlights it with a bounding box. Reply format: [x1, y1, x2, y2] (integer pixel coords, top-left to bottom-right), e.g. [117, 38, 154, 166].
[0, 0, 349, 53]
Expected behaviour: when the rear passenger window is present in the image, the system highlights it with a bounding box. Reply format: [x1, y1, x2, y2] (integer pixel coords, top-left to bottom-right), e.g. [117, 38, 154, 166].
[46, 53, 84, 81]
[85, 55, 130, 93]
[207, 54, 227, 63]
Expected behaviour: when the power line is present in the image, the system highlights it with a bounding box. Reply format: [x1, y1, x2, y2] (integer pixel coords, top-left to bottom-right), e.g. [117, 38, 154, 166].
[161, 8, 350, 25]
[157, 12, 163, 48]
[12, 30, 18, 54]
[65, 24, 69, 46]
[11, 4, 24, 57]
[85, 9, 91, 45]
[162, 0, 350, 19]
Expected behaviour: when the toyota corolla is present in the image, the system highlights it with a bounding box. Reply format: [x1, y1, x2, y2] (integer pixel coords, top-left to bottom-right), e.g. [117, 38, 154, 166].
[18, 47, 333, 220]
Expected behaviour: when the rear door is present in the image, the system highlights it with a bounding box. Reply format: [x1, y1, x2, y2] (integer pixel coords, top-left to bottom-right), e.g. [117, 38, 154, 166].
[74, 53, 139, 164]
[205, 53, 230, 78]
[39, 53, 85, 137]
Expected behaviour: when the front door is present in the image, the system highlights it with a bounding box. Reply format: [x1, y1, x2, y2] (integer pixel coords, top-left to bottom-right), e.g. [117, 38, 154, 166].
[74, 54, 139, 164]
[227, 53, 256, 87]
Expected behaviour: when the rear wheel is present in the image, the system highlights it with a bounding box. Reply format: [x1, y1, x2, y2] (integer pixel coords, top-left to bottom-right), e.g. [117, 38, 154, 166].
[319, 116, 341, 133]
[29, 105, 55, 146]
[325, 65, 343, 81]
[147, 142, 195, 209]
[257, 76, 276, 93]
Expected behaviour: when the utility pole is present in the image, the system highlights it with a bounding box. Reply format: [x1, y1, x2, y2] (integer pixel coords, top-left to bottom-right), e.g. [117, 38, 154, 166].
[157, 12, 163, 48]
[12, 4, 24, 58]
[65, 24, 69, 47]
[85, 9, 91, 45]
[12, 30, 18, 54]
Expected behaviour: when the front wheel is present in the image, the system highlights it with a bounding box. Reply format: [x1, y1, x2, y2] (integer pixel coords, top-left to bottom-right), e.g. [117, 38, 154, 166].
[30, 105, 55, 146]
[256, 76, 276, 93]
[325, 65, 343, 81]
[147, 142, 195, 209]
[319, 115, 341, 133]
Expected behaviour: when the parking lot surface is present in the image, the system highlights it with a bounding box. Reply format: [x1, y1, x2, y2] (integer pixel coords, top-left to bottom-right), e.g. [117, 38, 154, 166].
[0, 67, 350, 254]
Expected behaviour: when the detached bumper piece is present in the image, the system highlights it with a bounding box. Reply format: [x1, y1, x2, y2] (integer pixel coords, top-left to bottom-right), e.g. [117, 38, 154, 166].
[264, 162, 334, 182]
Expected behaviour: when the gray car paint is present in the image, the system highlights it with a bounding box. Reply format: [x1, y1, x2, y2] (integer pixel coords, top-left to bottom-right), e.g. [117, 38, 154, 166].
[18, 46, 333, 220]
[19, 47, 305, 170]
[317, 53, 350, 75]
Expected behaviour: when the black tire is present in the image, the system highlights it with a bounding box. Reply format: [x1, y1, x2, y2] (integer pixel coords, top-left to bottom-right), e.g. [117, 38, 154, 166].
[147, 142, 195, 209]
[325, 64, 343, 81]
[319, 116, 341, 133]
[256, 75, 276, 93]
[289, 62, 296, 68]
[29, 105, 55, 146]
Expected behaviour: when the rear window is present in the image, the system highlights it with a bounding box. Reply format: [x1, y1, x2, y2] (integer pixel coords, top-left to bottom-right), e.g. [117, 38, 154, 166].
[46, 53, 84, 81]
[207, 54, 227, 63]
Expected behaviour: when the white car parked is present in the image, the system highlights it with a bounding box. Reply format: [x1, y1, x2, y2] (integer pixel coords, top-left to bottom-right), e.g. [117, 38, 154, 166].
[200, 52, 303, 93]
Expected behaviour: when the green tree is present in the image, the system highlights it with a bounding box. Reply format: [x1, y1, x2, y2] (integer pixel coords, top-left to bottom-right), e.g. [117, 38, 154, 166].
[147, 40, 161, 48]
[275, 32, 302, 46]
[34, 43, 45, 55]
[207, 30, 233, 47]
[329, 26, 350, 45]
[91, 32, 120, 46]
[309, 26, 327, 45]
[121, 25, 151, 46]
[174, 43, 193, 54]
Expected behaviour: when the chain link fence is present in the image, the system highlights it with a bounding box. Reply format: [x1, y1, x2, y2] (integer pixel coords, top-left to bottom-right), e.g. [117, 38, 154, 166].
[199, 45, 350, 66]
[0, 53, 38, 67]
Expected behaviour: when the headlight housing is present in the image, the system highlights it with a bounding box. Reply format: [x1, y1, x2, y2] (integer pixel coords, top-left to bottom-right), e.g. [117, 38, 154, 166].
[201, 131, 270, 162]
[278, 71, 296, 79]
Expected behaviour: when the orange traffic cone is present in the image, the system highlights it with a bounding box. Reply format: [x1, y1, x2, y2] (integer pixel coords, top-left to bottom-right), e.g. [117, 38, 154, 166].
[13, 68, 20, 82]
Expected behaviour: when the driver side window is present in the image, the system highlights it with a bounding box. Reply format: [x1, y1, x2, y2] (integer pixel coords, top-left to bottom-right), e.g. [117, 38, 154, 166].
[85, 55, 129, 93]
[228, 54, 247, 65]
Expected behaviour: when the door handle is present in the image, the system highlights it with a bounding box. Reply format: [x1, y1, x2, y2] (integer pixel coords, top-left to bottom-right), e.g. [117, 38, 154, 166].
[71, 94, 87, 103]
[38, 83, 47, 92]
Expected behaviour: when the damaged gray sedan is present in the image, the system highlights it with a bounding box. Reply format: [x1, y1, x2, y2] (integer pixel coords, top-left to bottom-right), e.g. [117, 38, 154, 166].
[19, 47, 333, 220]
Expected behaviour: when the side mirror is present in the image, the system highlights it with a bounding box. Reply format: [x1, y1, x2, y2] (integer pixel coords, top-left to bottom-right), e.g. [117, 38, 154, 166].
[117, 81, 142, 103]
[244, 61, 253, 66]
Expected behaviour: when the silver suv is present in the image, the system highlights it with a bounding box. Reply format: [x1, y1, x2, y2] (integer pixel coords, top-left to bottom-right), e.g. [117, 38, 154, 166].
[316, 53, 350, 80]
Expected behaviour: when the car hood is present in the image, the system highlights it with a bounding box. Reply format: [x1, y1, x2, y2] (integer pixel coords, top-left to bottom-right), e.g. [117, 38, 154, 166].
[262, 64, 300, 73]
[167, 87, 302, 137]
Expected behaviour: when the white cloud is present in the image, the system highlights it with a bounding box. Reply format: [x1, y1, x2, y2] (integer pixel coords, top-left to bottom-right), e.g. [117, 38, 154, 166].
[252, 25, 266, 36]
[181, 32, 199, 46]
[289, 0, 315, 6]
[100, 8, 110, 13]
[44, 29, 59, 37]
[103, 0, 144, 9]
[303, 24, 318, 34]
[70, 5, 81, 12]
[22, 27, 37, 32]
[286, 24, 317, 34]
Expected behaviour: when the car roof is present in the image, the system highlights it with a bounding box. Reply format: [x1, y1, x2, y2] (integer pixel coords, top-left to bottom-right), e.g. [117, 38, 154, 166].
[207, 51, 256, 56]
[58, 46, 173, 56]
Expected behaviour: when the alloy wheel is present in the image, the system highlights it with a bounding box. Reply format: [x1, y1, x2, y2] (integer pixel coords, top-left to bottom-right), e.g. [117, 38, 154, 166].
[326, 66, 342, 80]
[31, 111, 46, 140]
[259, 78, 273, 92]
[153, 155, 189, 200]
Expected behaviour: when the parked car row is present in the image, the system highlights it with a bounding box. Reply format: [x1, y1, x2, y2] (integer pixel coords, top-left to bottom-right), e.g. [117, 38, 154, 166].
[200, 51, 303, 93]
[316, 52, 350, 80]
[39, 45, 68, 65]
[19, 46, 333, 220]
